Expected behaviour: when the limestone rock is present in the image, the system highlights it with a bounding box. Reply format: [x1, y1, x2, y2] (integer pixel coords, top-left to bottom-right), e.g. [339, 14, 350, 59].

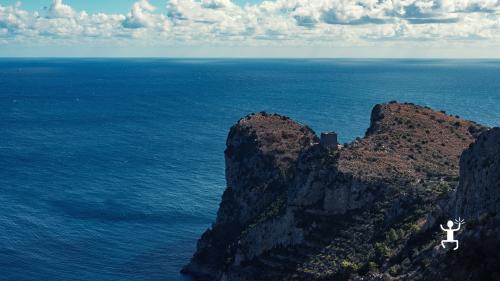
[182, 112, 318, 280]
[183, 103, 496, 281]
[454, 128, 500, 220]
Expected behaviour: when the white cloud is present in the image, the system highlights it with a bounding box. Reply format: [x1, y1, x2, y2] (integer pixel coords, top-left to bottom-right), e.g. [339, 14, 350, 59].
[46, 0, 76, 19]
[123, 0, 169, 30]
[0, 3, 31, 36]
[201, 0, 233, 9]
[0, 0, 499, 51]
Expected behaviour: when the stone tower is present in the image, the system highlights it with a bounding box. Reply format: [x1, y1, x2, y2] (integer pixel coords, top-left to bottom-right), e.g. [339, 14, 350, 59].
[320, 132, 338, 150]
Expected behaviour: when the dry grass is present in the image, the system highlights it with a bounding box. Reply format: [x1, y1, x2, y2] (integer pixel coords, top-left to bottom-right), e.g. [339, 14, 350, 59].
[338, 103, 485, 182]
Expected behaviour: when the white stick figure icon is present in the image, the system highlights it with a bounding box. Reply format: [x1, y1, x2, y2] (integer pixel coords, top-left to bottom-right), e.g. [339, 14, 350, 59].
[440, 217, 464, 250]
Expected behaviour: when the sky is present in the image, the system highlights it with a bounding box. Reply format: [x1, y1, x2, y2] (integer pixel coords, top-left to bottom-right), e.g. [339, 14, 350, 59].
[1, 0, 500, 58]
[0, 0, 262, 13]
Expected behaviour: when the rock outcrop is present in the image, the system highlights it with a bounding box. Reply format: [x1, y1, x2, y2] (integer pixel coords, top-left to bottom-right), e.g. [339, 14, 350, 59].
[454, 128, 500, 219]
[182, 112, 318, 280]
[418, 127, 500, 281]
[183, 102, 498, 281]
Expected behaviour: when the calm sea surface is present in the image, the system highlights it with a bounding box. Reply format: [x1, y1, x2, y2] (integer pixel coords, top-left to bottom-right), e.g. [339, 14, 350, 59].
[0, 59, 499, 281]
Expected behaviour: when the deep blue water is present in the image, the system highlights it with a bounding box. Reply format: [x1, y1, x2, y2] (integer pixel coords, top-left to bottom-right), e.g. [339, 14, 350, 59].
[0, 59, 499, 281]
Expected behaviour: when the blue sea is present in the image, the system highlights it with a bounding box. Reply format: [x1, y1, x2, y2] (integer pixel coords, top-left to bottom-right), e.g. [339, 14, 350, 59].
[0, 59, 499, 281]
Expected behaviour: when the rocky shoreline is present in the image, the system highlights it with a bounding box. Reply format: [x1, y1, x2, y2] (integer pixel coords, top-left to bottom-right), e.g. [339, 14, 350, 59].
[182, 102, 499, 281]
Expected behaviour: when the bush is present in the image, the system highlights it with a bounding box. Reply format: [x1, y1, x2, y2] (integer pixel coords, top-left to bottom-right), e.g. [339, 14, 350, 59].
[368, 261, 379, 272]
[409, 223, 420, 234]
[435, 181, 452, 194]
[389, 264, 401, 276]
[341, 260, 359, 273]
[387, 228, 398, 242]
[375, 242, 392, 261]
[397, 228, 405, 239]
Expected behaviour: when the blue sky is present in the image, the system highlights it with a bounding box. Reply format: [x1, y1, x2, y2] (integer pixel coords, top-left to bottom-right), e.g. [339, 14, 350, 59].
[2, 0, 262, 13]
[1, 0, 500, 57]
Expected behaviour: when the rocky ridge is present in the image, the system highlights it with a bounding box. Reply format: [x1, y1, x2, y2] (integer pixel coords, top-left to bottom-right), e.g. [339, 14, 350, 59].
[183, 102, 499, 281]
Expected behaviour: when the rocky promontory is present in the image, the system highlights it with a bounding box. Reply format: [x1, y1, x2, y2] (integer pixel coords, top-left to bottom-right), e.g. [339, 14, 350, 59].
[183, 102, 499, 281]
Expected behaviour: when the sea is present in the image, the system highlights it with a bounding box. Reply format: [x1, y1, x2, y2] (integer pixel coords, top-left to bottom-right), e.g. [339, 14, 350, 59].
[0, 59, 499, 281]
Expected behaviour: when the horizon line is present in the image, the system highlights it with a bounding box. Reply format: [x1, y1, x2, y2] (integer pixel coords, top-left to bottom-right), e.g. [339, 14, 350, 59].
[1, 56, 500, 60]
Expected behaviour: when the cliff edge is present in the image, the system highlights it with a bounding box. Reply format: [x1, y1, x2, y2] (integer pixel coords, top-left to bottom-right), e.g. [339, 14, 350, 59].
[183, 102, 498, 281]
[182, 112, 318, 280]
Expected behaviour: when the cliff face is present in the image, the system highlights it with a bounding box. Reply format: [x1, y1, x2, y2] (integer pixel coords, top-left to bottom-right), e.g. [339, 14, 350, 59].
[183, 103, 498, 281]
[221, 112, 318, 226]
[454, 128, 500, 219]
[182, 113, 318, 280]
[416, 127, 500, 281]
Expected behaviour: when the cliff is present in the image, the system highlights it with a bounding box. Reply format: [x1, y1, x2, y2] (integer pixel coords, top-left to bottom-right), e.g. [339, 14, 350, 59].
[182, 102, 498, 281]
[454, 128, 500, 219]
[182, 112, 318, 279]
[422, 127, 500, 281]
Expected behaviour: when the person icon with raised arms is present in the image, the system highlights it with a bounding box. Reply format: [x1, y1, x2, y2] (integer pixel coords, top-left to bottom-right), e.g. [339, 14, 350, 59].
[440, 217, 465, 250]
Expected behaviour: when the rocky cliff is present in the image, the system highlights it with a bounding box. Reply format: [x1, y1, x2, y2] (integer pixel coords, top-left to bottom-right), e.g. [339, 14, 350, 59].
[421, 127, 500, 281]
[454, 128, 500, 219]
[182, 112, 318, 279]
[182, 102, 499, 281]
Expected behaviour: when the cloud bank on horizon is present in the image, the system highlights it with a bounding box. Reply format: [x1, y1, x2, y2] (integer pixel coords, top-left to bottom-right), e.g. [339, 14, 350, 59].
[1, 0, 500, 56]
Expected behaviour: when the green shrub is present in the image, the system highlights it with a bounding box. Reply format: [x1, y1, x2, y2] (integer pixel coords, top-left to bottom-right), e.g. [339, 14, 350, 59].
[436, 181, 452, 194]
[375, 242, 392, 261]
[387, 228, 398, 242]
[340, 260, 360, 273]
[389, 264, 401, 276]
[368, 261, 379, 272]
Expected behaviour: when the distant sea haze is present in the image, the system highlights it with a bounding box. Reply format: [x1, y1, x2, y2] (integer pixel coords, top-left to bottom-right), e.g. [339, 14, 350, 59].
[0, 59, 499, 281]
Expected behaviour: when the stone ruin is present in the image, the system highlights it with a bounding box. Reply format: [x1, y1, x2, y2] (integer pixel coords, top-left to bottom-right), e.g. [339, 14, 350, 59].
[320, 132, 338, 150]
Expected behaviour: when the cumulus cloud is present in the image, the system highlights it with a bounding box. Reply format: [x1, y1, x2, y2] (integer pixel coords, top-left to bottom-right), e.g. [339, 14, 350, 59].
[0, 5, 30, 36]
[0, 0, 499, 47]
[46, 0, 76, 18]
[201, 0, 233, 9]
[122, 0, 169, 30]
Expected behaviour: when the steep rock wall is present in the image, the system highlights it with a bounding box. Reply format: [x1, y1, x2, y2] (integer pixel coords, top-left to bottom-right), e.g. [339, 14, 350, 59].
[182, 112, 318, 280]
